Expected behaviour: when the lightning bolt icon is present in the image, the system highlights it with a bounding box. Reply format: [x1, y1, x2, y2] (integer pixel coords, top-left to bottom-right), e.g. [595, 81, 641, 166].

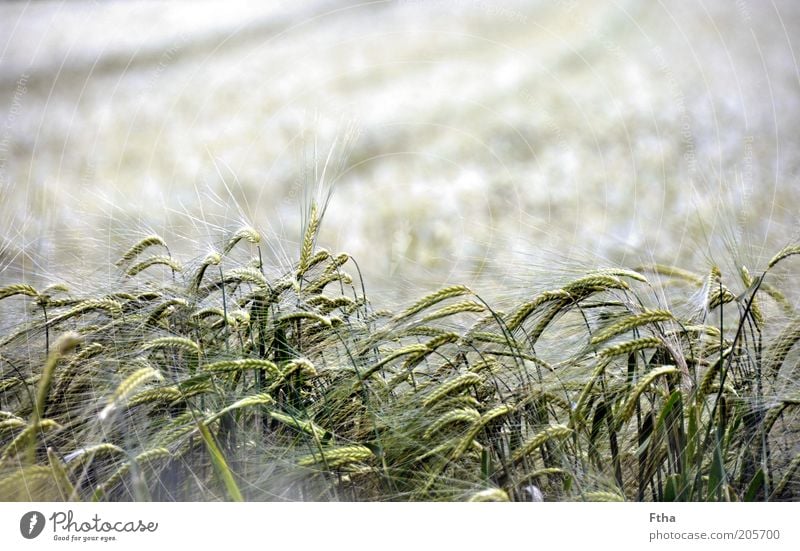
[28, 513, 38, 536]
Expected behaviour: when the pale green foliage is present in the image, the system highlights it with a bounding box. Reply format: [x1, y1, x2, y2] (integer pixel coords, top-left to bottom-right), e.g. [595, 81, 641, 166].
[0, 231, 797, 503]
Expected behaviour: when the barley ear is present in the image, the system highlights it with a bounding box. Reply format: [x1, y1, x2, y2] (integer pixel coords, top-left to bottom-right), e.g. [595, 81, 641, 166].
[297, 444, 374, 469]
[590, 310, 673, 345]
[0, 284, 39, 302]
[768, 244, 800, 269]
[99, 362, 164, 421]
[115, 235, 168, 267]
[511, 425, 572, 465]
[394, 285, 472, 321]
[298, 202, 319, 277]
[223, 226, 261, 256]
[468, 488, 510, 502]
[618, 366, 678, 426]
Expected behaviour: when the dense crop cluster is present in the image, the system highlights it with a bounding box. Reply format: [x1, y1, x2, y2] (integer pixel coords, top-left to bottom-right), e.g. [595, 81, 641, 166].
[0, 211, 797, 501]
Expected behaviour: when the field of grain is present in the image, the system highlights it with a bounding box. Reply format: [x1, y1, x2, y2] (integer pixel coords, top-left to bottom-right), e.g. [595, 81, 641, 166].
[0, 1, 798, 502]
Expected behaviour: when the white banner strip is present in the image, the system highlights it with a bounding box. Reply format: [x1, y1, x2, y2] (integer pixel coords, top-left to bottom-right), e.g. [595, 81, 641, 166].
[2, 502, 798, 550]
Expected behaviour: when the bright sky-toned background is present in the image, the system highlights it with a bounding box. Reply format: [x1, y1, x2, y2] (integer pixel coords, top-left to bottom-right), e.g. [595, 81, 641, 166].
[1, 0, 798, 303]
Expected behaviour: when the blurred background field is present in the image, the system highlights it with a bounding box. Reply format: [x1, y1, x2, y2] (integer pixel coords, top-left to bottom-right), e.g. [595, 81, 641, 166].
[1, 0, 798, 303]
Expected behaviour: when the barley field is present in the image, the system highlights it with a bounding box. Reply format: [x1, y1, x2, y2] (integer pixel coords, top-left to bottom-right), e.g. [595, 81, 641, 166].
[0, 1, 798, 502]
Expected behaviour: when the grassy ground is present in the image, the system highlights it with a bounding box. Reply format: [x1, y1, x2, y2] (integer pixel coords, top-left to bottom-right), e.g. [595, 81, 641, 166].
[0, 208, 797, 501]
